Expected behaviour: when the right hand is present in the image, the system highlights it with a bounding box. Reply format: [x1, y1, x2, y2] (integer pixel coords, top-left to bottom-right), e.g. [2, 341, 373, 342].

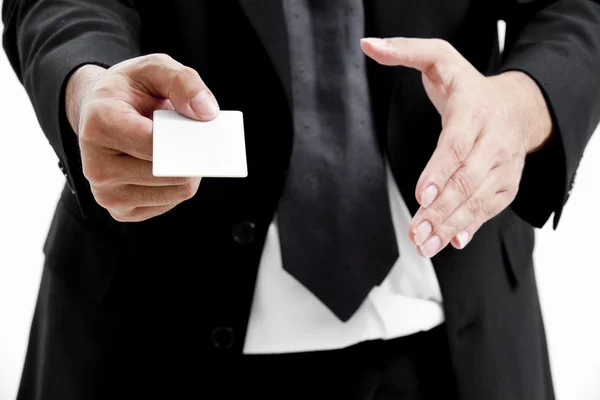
[65, 54, 220, 222]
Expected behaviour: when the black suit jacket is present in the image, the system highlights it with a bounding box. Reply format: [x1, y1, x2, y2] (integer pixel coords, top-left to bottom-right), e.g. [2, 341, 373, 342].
[3, 0, 600, 399]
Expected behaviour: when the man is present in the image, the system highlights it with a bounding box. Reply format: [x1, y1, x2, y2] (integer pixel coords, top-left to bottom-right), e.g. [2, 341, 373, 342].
[2, 0, 600, 399]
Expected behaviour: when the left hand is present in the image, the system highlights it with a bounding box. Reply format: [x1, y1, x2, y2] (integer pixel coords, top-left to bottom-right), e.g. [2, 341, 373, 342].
[361, 37, 552, 258]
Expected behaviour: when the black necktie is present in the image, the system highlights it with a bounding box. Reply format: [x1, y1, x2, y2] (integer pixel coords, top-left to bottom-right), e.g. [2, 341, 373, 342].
[276, 0, 399, 322]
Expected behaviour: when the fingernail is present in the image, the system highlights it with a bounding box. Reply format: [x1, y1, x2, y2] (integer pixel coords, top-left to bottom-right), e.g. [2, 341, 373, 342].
[420, 235, 441, 258]
[362, 37, 389, 48]
[190, 90, 219, 119]
[413, 221, 432, 246]
[455, 231, 470, 249]
[421, 185, 438, 208]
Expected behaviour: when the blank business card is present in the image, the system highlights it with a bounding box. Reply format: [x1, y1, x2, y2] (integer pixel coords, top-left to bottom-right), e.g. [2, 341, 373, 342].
[152, 109, 247, 177]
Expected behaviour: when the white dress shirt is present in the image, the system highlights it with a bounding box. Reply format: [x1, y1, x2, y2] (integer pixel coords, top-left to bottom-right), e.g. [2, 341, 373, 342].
[243, 162, 445, 354]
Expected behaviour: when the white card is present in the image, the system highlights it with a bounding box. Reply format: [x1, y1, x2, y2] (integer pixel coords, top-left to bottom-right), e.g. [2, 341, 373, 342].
[152, 109, 248, 177]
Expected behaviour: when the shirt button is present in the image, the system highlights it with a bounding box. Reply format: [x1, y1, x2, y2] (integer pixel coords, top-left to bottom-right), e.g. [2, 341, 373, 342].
[211, 326, 235, 350]
[232, 221, 256, 245]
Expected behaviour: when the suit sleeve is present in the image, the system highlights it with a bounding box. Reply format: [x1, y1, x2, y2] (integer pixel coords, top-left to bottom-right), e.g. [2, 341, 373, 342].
[497, 0, 600, 229]
[2, 0, 141, 217]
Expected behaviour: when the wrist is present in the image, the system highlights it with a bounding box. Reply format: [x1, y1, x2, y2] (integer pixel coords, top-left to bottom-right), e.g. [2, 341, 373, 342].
[65, 64, 106, 134]
[492, 71, 553, 154]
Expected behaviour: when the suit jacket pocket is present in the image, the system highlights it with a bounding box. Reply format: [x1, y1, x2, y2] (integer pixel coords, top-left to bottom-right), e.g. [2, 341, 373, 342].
[499, 212, 536, 290]
[43, 198, 121, 304]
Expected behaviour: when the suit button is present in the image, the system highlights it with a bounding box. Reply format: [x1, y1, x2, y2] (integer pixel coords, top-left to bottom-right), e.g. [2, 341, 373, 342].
[212, 326, 234, 350]
[232, 221, 255, 245]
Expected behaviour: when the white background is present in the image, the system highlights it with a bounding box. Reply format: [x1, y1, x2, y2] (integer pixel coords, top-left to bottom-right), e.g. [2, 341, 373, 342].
[1, 12, 599, 400]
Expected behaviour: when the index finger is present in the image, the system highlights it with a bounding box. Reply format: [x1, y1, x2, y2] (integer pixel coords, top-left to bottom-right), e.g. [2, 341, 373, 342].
[121, 53, 219, 121]
[415, 108, 481, 207]
[360, 37, 452, 70]
[82, 99, 154, 161]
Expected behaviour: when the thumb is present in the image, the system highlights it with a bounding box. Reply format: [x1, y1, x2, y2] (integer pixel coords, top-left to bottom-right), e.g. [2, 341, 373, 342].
[360, 37, 453, 72]
[360, 37, 478, 86]
[360, 37, 475, 114]
[123, 54, 219, 121]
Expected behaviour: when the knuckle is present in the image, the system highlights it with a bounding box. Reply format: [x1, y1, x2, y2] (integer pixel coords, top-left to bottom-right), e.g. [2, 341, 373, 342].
[92, 84, 118, 101]
[178, 182, 197, 200]
[146, 53, 173, 65]
[435, 39, 461, 62]
[494, 143, 512, 162]
[429, 203, 447, 225]
[171, 69, 187, 88]
[446, 140, 469, 165]
[83, 164, 110, 187]
[466, 195, 484, 217]
[108, 209, 147, 223]
[93, 189, 120, 211]
[429, 39, 452, 59]
[449, 169, 474, 197]
[108, 210, 130, 223]
[122, 208, 152, 223]
[171, 67, 200, 93]
[79, 103, 114, 144]
[439, 220, 460, 240]
[426, 61, 451, 89]
[433, 39, 452, 53]
[78, 111, 102, 143]
[181, 66, 200, 80]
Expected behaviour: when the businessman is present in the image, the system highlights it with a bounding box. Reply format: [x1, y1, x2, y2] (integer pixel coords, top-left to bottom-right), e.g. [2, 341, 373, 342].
[3, 0, 600, 399]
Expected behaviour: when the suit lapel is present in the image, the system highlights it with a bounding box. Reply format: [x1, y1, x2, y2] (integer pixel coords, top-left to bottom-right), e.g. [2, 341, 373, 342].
[238, 0, 292, 105]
